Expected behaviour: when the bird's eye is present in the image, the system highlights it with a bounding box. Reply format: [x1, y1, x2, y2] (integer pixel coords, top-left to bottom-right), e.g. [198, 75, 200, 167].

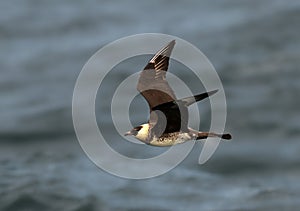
[135, 126, 143, 131]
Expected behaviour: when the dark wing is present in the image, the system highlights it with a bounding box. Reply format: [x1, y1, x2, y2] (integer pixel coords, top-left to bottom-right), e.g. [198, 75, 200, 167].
[137, 40, 176, 110]
[149, 90, 218, 135]
[150, 101, 189, 134]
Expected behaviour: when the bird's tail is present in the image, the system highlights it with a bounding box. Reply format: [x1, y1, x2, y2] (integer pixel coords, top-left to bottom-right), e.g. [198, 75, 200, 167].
[179, 89, 218, 107]
[197, 132, 232, 140]
[189, 128, 232, 141]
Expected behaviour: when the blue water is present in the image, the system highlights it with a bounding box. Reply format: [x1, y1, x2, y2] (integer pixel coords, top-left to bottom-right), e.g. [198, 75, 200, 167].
[1, 0, 300, 210]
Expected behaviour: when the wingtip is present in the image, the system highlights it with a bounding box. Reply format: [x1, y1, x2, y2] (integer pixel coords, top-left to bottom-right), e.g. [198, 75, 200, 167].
[166, 40, 176, 51]
[169, 39, 176, 45]
[149, 40, 176, 63]
[208, 89, 218, 96]
[163, 40, 176, 52]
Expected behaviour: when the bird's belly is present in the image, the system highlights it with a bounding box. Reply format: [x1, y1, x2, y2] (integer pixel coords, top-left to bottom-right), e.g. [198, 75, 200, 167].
[149, 132, 193, 147]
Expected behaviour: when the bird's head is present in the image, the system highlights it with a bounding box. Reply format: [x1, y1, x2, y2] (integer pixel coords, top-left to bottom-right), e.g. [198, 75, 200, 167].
[124, 123, 150, 142]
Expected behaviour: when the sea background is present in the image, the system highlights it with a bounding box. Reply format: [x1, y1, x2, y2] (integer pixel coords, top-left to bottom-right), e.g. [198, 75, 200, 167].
[1, 0, 300, 210]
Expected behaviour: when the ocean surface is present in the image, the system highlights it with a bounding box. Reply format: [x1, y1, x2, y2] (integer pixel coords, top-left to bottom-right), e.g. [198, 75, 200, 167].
[1, 0, 300, 210]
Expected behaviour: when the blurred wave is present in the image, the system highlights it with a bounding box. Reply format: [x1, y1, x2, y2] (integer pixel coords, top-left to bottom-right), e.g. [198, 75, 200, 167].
[1, 0, 300, 210]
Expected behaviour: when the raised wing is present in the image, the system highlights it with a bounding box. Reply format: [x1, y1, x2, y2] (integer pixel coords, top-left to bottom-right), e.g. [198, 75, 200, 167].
[137, 40, 176, 110]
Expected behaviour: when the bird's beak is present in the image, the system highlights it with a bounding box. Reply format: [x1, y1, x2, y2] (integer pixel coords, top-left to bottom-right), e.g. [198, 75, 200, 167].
[124, 130, 132, 136]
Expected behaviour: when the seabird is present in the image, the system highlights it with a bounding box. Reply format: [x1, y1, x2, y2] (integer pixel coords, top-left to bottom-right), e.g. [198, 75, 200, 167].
[125, 40, 232, 146]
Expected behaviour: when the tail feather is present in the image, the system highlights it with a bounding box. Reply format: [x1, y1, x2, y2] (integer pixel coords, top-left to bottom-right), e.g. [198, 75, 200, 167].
[197, 132, 232, 140]
[220, 134, 232, 140]
[189, 128, 232, 141]
[180, 89, 218, 107]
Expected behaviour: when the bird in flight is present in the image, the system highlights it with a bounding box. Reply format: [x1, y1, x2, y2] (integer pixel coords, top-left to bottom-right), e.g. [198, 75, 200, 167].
[125, 40, 231, 146]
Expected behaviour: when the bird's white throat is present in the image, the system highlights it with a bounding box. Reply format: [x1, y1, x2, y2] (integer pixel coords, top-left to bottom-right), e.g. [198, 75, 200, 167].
[135, 123, 150, 142]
